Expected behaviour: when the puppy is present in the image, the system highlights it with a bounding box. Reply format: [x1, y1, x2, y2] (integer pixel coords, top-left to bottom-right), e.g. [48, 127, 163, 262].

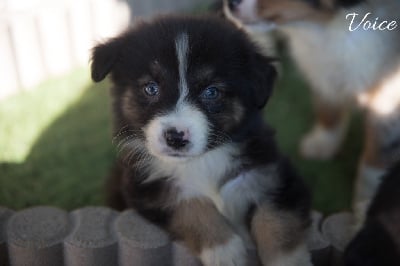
[91, 15, 312, 266]
[344, 161, 400, 266]
[213, 0, 279, 58]
[224, 0, 400, 220]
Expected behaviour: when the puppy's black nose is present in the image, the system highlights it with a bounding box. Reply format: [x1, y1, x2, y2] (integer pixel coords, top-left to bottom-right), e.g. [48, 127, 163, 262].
[228, 0, 242, 10]
[164, 128, 189, 150]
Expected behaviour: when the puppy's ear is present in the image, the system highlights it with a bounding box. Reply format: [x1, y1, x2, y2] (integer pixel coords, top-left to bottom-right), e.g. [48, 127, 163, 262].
[91, 38, 121, 82]
[252, 53, 277, 109]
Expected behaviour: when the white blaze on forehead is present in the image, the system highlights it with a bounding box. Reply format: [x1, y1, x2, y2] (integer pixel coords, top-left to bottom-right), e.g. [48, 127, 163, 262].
[142, 33, 211, 162]
[175, 33, 189, 104]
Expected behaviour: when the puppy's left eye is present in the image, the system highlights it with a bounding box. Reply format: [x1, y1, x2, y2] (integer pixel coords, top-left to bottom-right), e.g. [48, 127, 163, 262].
[144, 82, 160, 96]
[200, 86, 220, 100]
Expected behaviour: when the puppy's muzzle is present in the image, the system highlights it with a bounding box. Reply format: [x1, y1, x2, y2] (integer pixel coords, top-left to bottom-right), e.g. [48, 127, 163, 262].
[164, 128, 189, 150]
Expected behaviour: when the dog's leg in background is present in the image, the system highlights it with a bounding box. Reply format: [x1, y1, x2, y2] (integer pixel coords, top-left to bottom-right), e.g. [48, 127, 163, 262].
[169, 198, 248, 266]
[250, 204, 312, 266]
[300, 96, 350, 160]
[354, 110, 400, 226]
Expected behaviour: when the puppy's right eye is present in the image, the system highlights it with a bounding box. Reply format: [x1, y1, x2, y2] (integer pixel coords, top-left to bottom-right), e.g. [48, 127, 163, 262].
[144, 82, 159, 96]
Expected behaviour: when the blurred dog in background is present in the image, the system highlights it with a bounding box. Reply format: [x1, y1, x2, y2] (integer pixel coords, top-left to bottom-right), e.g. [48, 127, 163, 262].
[224, 0, 400, 222]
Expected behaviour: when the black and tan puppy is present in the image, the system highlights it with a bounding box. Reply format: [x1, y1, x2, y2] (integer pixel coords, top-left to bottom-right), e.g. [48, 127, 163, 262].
[91, 15, 311, 266]
[345, 161, 400, 266]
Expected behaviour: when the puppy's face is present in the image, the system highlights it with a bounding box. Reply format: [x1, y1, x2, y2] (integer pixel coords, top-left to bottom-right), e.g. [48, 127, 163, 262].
[91, 16, 276, 162]
[224, 0, 364, 25]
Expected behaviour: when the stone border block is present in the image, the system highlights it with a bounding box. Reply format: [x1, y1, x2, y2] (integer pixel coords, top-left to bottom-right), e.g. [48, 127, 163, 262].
[7, 206, 70, 266]
[0, 207, 14, 266]
[114, 210, 172, 266]
[64, 207, 119, 266]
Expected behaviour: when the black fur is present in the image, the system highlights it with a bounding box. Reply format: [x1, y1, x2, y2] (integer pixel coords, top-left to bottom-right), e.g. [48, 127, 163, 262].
[344, 161, 400, 266]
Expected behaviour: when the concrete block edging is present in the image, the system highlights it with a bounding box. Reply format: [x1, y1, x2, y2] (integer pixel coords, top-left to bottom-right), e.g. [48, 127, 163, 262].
[0, 206, 355, 266]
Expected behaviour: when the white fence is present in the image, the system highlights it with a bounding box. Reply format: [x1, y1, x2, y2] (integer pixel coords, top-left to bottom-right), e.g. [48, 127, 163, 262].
[0, 0, 208, 99]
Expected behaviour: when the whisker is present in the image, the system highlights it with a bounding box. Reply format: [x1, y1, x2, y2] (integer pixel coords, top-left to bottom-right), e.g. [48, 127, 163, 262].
[208, 129, 233, 144]
[117, 137, 152, 169]
[112, 129, 142, 145]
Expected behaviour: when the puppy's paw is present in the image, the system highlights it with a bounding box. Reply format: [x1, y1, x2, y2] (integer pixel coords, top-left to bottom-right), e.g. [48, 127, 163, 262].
[300, 125, 344, 160]
[200, 235, 247, 266]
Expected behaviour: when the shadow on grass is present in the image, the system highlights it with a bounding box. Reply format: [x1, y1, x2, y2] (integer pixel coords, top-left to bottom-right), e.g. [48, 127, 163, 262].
[0, 81, 115, 210]
[0, 56, 363, 214]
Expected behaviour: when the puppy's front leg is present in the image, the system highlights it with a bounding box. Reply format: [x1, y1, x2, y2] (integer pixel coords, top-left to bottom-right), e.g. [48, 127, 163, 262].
[251, 204, 312, 266]
[169, 198, 247, 266]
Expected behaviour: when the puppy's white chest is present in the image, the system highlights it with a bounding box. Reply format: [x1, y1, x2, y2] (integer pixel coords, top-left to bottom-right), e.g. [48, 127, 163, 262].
[219, 169, 273, 221]
[165, 144, 240, 207]
[178, 165, 276, 224]
[154, 145, 277, 225]
[219, 173, 254, 219]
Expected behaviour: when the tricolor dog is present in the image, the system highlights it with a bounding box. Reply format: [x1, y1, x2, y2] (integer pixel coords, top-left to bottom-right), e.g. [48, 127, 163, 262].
[91, 16, 311, 266]
[224, 0, 400, 221]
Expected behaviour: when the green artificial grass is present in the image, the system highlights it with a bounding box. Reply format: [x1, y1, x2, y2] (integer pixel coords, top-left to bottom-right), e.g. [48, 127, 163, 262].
[0, 68, 115, 209]
[0, 57, 363, 213]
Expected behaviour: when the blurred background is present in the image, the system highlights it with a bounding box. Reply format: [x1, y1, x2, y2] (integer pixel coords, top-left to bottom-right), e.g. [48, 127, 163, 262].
[0, 0, 210, 97]
[0, 0, 360, 213]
